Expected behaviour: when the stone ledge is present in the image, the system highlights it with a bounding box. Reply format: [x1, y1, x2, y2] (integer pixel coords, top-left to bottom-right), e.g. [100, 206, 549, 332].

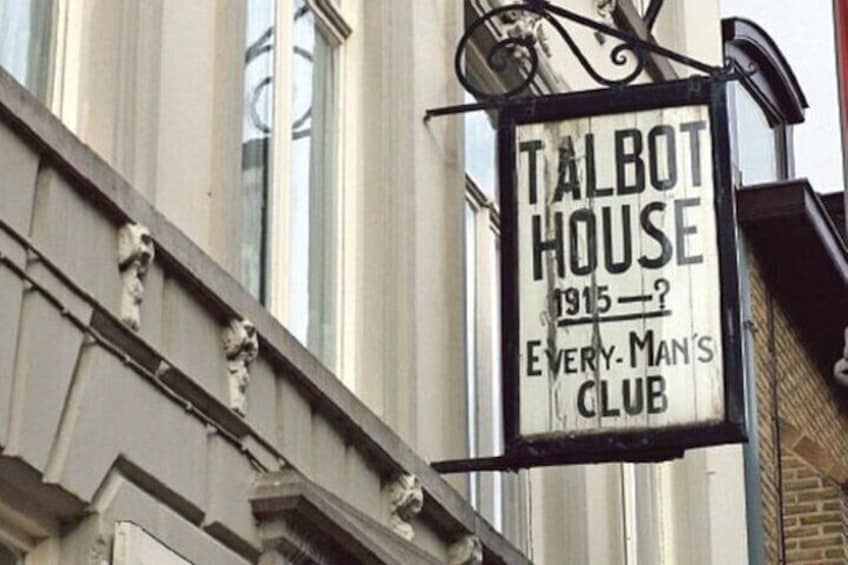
[0, 68, 529, 565]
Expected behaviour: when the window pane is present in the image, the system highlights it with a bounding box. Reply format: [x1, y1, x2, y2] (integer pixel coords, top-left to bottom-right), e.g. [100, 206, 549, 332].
[490, 233, 503, 532]
[241, 0, 275, 302]
[732, 83, 779, 185]
[289, 0, 339, 370]
[465, 202, 478, 509]
[0, 0, 54, 101]
[465, 109, 497, 198]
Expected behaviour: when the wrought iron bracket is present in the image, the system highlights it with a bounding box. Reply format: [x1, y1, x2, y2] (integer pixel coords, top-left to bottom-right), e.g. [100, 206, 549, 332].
[425, 0, 748, 121]
[432, 447, 684, 474]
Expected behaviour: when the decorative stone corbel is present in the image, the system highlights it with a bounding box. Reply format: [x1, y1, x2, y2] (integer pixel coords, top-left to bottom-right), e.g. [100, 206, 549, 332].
[834, 327, 848, 386]
[595, 0, 617, 44]
[117, 223, 154, 331]
[88, 534, 110, 565]
[500, 10, 552, 60]
[385, 473, 424, 541]
[223, 318, 259, 416]
[448, 535, 483, 565]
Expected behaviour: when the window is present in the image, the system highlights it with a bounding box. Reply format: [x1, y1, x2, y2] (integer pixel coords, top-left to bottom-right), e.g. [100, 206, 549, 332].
[722, 18, 808, 186]
[730, 82, 781, 184]
[463, 100, 510, 533]
[288, 0, 341, 369]
[0, 0, 55, 102]
[241, 0, 349, 372]
[242, 0, 276, 302]
[464, 126, 529, 545]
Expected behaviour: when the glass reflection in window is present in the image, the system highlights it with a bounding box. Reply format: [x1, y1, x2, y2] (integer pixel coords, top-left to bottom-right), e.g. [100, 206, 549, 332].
[731, 83, 779, 185]
[289, 0, 339, 370]
[464, 94, 497, 198]
[241, 0, 275, 302]
[0, 0, 54, 101]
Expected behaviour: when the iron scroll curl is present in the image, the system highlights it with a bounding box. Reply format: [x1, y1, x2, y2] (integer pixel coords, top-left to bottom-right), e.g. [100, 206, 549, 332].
[455, 0, 729, 101]
[456, 2, 648, 99]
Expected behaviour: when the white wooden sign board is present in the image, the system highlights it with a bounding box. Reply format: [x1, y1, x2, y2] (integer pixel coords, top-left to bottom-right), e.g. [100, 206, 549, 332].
[515, 104, 725, 438]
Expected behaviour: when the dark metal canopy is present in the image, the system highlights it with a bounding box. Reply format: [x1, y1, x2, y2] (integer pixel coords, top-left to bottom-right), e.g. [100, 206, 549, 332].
[737, 180, 848, 384]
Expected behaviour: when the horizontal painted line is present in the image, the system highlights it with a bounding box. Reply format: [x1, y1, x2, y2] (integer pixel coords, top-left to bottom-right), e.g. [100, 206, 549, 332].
[617, 295, 653, 304]
[557, 309, 672, 327]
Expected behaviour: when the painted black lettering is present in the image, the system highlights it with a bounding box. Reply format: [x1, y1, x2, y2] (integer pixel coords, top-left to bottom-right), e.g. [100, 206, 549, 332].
[655, 341, 671, 365]
[520, 140, 544, 204]
[647, 375, 668, 414]
[675, 197, 703, 265]
[577, 381, 596, 418]
[545, 348, 566, 375]
[532, 213, 565, 280]
[671, 337, 690, 365]
[586, 133, 614, 198]
[638, 202, 673, 269]
[630, 330, 654, 368]
[580, 346, 596, 372]
[697, 335, 715, 363]
[569, 209, 597, 276]
[601, 381, 620, 417]
[648, 125, 677, 191]
[603, 205, 632, 274]
[554, 137, 580, 202]
[623, 378, 644, 416]
[680, 121, 706, 187]
[616, 129, 645, 195]
[526, 340, 542, 376]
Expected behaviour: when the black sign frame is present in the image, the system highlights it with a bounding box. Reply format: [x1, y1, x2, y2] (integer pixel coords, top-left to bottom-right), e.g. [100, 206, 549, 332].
[498, 76, 746, 466]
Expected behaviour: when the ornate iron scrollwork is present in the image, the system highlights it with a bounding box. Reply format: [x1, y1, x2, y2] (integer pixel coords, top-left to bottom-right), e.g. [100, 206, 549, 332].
[455, 0, 727, 100]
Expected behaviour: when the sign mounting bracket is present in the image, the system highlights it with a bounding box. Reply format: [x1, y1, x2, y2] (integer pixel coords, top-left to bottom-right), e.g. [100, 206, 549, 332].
[424, 0, 752, 121]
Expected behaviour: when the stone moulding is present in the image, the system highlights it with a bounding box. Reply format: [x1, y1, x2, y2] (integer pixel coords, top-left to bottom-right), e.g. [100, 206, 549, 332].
[223, 318, 259, 416]
[385, 473, 424, 541]
[448, 535, 483, 565]
[117, 223, 155, 331]
[0, 64, 532, 564]
[595, 0, 617, 44]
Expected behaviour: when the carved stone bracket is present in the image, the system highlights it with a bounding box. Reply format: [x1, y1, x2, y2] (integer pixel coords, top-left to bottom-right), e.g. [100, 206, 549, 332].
[88, 534, 110, 565]
[223, 318, 259, 416]
[500, 10, 552, 60]
[834, 327, 848, 386]
[448, 535, 483, 565]
[595, 0, 617, 44]
[385, 473, 424, 541]
[117, 223, 154, 331]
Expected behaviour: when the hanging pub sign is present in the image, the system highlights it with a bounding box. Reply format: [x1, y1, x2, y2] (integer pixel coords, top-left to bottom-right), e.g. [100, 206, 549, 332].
[499, 76, 746, 465]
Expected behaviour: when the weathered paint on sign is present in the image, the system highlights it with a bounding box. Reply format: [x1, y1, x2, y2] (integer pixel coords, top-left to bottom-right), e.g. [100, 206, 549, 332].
[515, 104, 724, 437]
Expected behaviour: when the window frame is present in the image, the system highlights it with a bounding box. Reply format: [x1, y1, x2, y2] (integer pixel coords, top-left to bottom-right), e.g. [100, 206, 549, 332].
[722, 17, 808, 185]
[266, 0, 351, 378]
[464, 172, 504, 530]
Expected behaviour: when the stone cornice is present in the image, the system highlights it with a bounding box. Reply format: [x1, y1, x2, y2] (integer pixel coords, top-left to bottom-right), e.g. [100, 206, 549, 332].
[0, 67, 529, 565]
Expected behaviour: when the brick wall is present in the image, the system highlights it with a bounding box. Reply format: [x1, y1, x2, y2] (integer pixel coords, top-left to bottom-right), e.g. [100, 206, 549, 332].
[749, 248, 848, 563]
[781, 451, 847, 564]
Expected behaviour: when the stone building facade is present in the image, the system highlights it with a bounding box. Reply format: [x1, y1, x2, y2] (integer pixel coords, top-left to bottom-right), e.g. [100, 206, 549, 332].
[0, 1, 847, 564]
